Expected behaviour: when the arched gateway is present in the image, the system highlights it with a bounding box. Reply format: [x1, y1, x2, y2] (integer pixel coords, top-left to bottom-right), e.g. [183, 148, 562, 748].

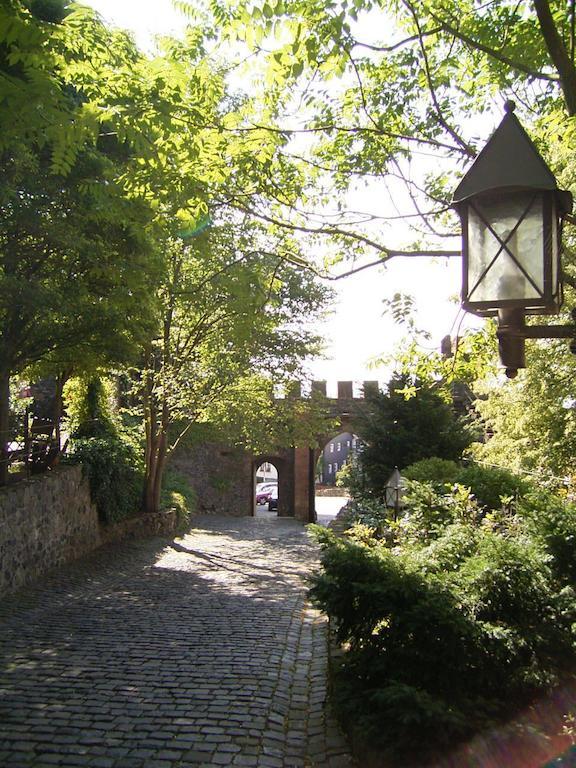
[170, 381, 378, 523]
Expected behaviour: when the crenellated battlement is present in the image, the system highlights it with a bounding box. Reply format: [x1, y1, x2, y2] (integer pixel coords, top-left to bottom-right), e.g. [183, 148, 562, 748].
[276, 380, 380, 400]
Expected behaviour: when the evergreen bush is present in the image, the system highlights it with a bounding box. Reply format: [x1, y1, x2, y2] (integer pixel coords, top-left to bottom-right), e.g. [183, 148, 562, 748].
[455, 463, 530, 511]
[349, 376, 473, 498]
[71, 436, 143, 525]
[403, 457, 460, 485]
[519, 490, 576, 586]
[309, 482, 576, 762]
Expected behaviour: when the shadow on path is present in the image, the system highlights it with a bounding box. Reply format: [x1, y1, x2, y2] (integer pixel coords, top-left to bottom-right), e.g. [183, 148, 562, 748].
[0, 515, 352, 768]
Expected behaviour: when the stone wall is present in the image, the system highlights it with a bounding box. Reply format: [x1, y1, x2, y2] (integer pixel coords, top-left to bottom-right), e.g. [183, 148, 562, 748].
[0, 465, 182, 597]
[0, 465, 100, 595]
[170, 442, 253, 516]
[170, 443, 306, 520]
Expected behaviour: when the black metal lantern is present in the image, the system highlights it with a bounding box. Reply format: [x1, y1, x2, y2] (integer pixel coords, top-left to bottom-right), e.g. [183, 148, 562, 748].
[384, 467, 405, 521]
[453, 101, 572, 318]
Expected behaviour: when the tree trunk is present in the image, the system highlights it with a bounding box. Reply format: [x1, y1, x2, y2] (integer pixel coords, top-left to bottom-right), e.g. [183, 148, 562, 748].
[142, 253, 180, 516]
[143, 405, 169, 516]
[49, 369, 72, 467]
[143, 435, 167, 515]
[0, 371, 10, 486]
[143, 441, 158, 514]
[151, 429, 168, 516]
[142, 351, 156, 514]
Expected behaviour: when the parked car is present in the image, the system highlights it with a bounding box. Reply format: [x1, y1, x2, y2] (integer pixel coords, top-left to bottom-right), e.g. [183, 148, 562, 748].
[256, 482, 276, 493]
[255, 482, 277, 505]
[268, 486, 278, 511]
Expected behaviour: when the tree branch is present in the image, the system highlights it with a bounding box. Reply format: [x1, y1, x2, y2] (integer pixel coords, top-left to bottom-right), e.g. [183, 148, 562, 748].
[428, 8, 560, 82]
[533, 0, 576, 114]
[229, 202, 460, 278]
[222, 121, 470, 155]
[352, 28, 442, 53]
[403, 0, 476, 157]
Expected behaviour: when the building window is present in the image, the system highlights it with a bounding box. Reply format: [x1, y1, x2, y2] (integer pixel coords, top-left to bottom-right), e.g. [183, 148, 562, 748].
[334, 461, 338, 472]
[347, 440, 351, 447]
[330, 443, 334, 453]
[336, 442, 341, 451]
[328, 463, 332, 474]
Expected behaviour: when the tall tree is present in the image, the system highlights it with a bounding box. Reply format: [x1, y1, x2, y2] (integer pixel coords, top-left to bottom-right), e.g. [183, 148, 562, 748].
[0, 2, 224, 481]
[0, 144, 159, 482]
[219, 0, 576, 267]
[1, 0, 335, 499]
[137, 221, 330, 514]
[351, 374, 472, 496]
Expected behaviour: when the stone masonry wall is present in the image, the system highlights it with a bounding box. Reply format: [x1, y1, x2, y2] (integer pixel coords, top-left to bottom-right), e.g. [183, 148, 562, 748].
[170, 442, 253, 516]
[0, 465, 100, 596]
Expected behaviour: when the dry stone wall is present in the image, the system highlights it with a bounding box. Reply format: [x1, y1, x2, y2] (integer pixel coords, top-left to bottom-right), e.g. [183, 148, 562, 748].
[0, 465, 99, 595]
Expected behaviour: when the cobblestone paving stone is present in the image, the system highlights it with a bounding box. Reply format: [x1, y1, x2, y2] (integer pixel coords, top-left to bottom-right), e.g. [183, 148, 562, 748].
[0, 516, 353, 768]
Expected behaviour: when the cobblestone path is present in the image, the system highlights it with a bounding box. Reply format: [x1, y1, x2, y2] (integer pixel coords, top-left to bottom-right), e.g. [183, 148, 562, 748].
[0, 516, 352, 768]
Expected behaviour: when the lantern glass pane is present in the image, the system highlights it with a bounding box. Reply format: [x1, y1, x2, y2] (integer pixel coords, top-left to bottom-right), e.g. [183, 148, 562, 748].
[467, 193, 544, 303]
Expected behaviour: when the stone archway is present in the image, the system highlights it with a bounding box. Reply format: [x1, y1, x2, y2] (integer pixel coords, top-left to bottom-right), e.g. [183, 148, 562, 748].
[289, 381, 376, 524]
[252, 455, 292, 517]
[315, 428, 356, 488]
[169, 380, 378, 523]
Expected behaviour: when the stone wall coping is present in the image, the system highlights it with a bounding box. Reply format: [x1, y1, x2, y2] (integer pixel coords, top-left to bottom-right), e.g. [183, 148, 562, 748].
[0, 463, 81, 498]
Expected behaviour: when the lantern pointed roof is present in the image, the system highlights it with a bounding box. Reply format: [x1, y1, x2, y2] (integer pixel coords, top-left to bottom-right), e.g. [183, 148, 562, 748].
[385, 466, 405, 490]
[452, 101, 558, 203]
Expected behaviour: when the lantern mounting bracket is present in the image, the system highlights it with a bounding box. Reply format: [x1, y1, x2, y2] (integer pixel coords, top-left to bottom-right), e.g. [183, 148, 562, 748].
[495, 308, 576, 378]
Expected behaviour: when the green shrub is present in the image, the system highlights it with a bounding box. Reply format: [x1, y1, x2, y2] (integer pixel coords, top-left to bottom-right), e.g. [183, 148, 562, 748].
[309, 495, 576, 762]
[345, 521, 381, 546]
[346, 497, 392, 535]
[335, 456, 367, 498]
[309, 534, 484, 755]
[161, 470, 196, 530]
[65, 375, 144, 525]
[408, 521, 480, 574]
[403, 457, 460, 485]
[70, 435, 143, 524]
[519, 490, 576, 586]
[455, 463, 529, 511]
[400, 480, 480, 545]
[345, 480, 481, 547]
[453, 531, 574, 676]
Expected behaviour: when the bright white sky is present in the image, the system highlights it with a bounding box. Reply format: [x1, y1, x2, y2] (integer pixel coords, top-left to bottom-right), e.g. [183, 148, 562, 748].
[85, 0, 483, 390]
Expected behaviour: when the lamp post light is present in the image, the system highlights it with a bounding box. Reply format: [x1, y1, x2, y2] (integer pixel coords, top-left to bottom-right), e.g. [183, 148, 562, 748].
[385, 466, 404, 522]
[452, 100, 575, 378]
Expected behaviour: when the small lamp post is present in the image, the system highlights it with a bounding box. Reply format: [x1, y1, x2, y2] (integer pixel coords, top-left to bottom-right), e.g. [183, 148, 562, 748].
[384, 467, 404, 521]
[452, 101, 574, 377]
